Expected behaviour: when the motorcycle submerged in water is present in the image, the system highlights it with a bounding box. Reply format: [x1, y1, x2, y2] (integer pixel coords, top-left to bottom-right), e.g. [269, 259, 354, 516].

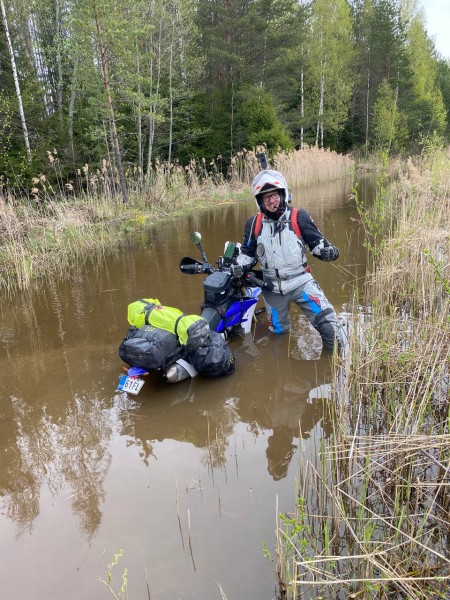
[117, 232, 268, 395]
[179, 232, 266, 337]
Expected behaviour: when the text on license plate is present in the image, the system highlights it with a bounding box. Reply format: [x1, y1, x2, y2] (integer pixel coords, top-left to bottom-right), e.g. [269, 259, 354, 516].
[117, 375, 145, 395]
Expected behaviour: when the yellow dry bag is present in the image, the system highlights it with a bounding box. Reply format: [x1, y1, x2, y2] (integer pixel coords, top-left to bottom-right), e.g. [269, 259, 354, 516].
[127, 298, 204, 346]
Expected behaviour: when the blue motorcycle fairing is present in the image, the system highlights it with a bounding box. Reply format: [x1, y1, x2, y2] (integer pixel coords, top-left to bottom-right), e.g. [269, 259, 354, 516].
[214, 297, 258, 333]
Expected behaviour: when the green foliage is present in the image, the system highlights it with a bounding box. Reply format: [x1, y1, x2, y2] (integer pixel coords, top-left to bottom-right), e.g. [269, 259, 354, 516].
[418, 130, 445, 157]
[279, 497, 309, 551]
[241, 88, 293, 153]
[100, 548, 128, 599]
[0, 0, 450, 186]
[348, 0, 411, 151]
[371, 79, 407, 152]
[308, 0, 355, 143]
[436, 59, 450, 139]
[0, 90, 14, 175]
[405, 14, 447, 146]
[273, 496, 311, 597]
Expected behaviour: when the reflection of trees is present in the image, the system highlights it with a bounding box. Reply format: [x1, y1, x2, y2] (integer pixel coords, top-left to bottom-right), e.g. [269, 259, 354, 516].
[122, 380, 238, 470]
[120, 334, 333, 482]
[203, 417, 232, 472]
[0, 398, 40, 531]
[0, 389, 113, 537]
[0, 273, 131, 537]
[51, 394, 112, 536]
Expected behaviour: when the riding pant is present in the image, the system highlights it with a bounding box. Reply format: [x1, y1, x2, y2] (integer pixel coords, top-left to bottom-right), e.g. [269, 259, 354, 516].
[262, 279, 343, 352]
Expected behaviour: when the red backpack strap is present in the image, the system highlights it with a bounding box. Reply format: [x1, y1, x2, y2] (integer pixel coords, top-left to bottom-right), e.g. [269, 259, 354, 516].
[290, 207, 302, 238]
[252, 212, 264, 238]
[253, 209, 301, 238]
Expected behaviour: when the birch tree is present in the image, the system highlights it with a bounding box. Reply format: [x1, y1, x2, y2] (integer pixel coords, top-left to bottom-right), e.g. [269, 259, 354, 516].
[308, 0, 354, 147]
[0, 0, 31, 158]
[92, 0, 128, 203]
[349, 0, 375, 151]
[145, 0, 202, 166]
[372, 78, 400, 150]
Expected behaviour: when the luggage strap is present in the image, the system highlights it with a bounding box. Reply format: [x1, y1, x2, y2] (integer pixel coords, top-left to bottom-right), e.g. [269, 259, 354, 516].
[174, 314, 186, 339]
[141, 300, 156, 325]
[141, 300, 186, 341]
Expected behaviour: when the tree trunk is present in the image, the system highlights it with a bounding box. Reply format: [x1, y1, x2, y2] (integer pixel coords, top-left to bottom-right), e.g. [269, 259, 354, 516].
[175, 0, 186, 84]
[136, 39, 143, 178]
[55, 0, 63, 126]
[300, 62, 304, 149]
[29, 15, 52, 116]
[388, 75, 399, 153]
[230, 71, 234, 155]
[365, 48, 370, 153]
[92, 0, 128, 204]
[260, 29, 267, 88]
[147, 16, 162, 177]
[168, 35, 173, 164]
[68, 57, 78, 166]
[316, 69, 324, 147]
[0, 0, 31, 158]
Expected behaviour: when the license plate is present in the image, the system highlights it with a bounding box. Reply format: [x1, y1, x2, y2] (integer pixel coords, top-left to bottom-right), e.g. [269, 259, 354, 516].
[116, 375, 145, 395]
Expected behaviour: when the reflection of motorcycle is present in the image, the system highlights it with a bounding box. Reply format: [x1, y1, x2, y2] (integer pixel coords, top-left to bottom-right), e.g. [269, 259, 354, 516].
[117, 233, 266, 394]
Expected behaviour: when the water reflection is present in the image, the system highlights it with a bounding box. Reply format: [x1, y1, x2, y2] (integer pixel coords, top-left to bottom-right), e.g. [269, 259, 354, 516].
[0, 277, 122, 537]
[0, 387, 113, 536]
[0, 396, 40, 531]
[0, 175, 372, 600]
[117, 328, 333, 485]
[230, 332, 333, 480]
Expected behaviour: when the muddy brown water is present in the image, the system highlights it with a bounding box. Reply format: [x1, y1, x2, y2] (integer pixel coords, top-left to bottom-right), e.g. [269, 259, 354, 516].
[0, 176, 374, 599]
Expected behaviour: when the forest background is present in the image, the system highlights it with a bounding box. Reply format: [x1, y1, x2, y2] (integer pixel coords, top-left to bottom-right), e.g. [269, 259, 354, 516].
[1, 0, 450, 196]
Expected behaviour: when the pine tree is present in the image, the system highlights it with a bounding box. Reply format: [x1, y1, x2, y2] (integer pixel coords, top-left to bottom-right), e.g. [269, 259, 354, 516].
[405, 13, 446, 145]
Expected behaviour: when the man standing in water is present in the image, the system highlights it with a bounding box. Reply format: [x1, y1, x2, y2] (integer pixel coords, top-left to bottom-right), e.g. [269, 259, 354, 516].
[234, 168, 343, 352]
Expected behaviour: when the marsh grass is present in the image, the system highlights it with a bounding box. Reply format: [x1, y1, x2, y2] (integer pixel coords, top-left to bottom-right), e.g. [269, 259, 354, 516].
[99, 548, 129, 600]
[0, 147, 353, 296]
[276, 151, 450, 599]
[272, 146, 354, 189]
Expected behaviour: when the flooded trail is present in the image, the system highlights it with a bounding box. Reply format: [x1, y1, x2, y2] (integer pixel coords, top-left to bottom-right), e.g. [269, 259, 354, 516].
[0, 175, 374, 599]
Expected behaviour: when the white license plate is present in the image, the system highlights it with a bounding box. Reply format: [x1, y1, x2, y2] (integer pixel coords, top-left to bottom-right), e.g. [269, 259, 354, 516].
[116, 375, 145, 395]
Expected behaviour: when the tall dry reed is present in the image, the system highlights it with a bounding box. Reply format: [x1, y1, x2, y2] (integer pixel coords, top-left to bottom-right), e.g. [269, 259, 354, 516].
[276, 152, 449, 599]
[273, 146, 354, 188]
[0, 147, 354, 296]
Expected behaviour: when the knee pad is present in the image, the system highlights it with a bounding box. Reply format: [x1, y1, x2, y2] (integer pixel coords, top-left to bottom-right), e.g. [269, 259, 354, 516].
[312, 308, 343, 351]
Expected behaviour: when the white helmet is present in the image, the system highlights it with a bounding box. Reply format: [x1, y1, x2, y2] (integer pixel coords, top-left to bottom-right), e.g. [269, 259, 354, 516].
[252, 169, 289, 219]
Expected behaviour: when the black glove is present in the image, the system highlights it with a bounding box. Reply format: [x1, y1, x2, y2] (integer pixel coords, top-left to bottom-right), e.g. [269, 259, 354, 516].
[319, 245, 339, 261]
[231, 263, 244, 278]
[245, 271, 274, 291]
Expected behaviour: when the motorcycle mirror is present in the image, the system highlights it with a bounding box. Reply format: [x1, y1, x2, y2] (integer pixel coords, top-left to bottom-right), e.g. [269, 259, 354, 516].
[190, 231, 207, 262]
[258, 152, 268, 170]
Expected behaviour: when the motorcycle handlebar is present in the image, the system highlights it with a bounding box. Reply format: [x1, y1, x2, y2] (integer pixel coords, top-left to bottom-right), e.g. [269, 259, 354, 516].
[201, 263, 215, 274]
[179, 256, 215, 274]
[180, 263, 200, 274]
[180, 256, 270, 289]
[245, 271, 274, 291]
